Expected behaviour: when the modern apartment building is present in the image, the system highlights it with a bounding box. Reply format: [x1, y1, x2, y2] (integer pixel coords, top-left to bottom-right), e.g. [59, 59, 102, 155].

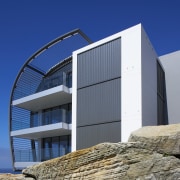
[9, 24, 168, 170]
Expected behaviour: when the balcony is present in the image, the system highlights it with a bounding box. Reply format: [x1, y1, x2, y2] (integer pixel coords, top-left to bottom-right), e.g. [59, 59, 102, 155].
[11, 122, 71, 139]
[14, 147, 70, 170]
[12, 85, 72, 111]
[14, 148, 70, 162]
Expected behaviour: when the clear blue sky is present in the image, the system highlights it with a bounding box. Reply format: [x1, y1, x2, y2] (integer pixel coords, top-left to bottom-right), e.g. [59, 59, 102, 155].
[0, 0, 180, 169]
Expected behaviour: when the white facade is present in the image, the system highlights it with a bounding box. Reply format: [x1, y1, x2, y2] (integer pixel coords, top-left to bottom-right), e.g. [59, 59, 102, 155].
[72, 24, 158, 151]
[159, 50, 180, 124]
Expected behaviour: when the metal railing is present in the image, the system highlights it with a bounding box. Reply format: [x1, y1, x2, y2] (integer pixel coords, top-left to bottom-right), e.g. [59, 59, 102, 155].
[12, 111, 71, 131]
[41, 147, 70, 161]
[14, 148, 70, 162]
[31, 110, 72, 127]
[14, 149, 38, 162]
[36, 71, 72, 93]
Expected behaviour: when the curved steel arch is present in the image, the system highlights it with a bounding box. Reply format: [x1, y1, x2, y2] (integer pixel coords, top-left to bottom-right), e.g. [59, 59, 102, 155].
[9, 29, 93, 170]
[10, 28, 92, 101]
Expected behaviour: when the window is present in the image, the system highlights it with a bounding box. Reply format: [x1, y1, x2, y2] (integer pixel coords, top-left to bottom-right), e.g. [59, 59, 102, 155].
[52, 137, 60, 158]
[67, 104, 72, 123]
[157, 61, 168, 125]
[43, 109, 51, 125]
[31, 103, 72, 127]
[66, 71, 72, 88]
[43, 138, 52, 161]
[52, 108, 61, 123]
[36, 70, 70, 92]
[30, 112, 38, 127]
[42, 135, 71, 161]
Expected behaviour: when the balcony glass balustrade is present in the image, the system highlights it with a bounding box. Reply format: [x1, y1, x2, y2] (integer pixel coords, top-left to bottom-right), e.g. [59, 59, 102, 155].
[12, 104, 72, 131]
[14, 147, 71, 162]
[14, 135, 71, 162]
[36, 71, 72, 93]
[31, 106, 72, 127]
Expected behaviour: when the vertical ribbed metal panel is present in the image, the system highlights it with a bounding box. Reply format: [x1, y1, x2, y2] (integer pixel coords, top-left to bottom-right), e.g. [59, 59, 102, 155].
[77, 38, 121, 89]
[76, 121, 121, 150]
[76, 38, 121, 150]
[77, 78, 121, 126]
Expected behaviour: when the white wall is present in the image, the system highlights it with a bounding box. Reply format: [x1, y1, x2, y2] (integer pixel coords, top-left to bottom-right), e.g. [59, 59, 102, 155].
[72, 51, 78, 151]
[121, 24, 158, 141]
[121, 24, 142, 142]
[159, 50, 180, 124]
[72, 24, 158, 150]
[141, 27, 158, 126]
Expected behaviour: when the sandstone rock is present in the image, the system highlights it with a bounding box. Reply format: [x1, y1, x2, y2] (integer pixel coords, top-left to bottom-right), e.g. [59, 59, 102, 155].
[0, 174, 34, 180]
[128, 123, 180, 156]
[23, 142, 180, 179]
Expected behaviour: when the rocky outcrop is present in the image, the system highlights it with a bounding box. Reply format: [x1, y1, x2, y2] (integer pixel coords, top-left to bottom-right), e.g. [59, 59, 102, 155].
[4, 124, 180, 179]
[0, 174, 34, 180]
[23, 141, 180, 179]
[128, 123, 180, 156]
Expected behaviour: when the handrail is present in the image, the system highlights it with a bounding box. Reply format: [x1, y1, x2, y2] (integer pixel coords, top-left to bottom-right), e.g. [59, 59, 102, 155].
[14, 147, 70, 162]
[11, 110, 71, 131]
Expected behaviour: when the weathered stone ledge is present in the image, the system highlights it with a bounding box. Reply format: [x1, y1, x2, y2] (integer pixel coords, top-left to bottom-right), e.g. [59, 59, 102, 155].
[0, 173, 34, 180]
[22, 141, 180, 179]
[2, 124, 180, 179]
[128, 123, 180, 155]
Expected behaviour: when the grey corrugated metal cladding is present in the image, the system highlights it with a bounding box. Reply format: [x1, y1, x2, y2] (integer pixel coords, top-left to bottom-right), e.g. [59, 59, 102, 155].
[77, 78, 121, 126]
[76, 121, 121, 150]
[77, 38, 121, 89]
[76, 38, 121, 150]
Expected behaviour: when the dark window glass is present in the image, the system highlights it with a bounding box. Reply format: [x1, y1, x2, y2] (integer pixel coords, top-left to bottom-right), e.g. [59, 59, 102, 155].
[43, 138, 52, 161]
[36, 68, 72, 92]
[60, 136, 68, 156]
[67, 104, 72, 123]
[52, 137, 60, 158]
[42, 135, 71, 161]
[30, 112, 38, 127]
[157, 61, 168, 125]
[52, 108, 61, 123]
[66, 71, 72, 88]
[41, 103, 71, 126]
[43, 109, 51, 125]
